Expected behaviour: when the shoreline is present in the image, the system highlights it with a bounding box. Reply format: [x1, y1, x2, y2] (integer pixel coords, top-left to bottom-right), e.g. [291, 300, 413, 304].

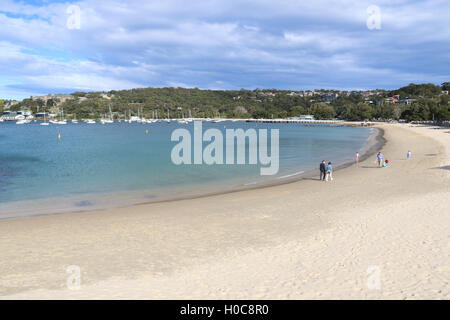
[136, 127, 383, 206]
[0, 123, 448, 299]
[0, 125, 380, 221]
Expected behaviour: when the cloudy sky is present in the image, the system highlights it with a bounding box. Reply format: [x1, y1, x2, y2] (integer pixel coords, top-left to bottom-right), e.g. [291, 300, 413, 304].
[1, 0, 449, 99]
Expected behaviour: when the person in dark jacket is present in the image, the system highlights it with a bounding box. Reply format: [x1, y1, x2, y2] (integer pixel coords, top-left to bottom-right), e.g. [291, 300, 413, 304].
[319, 160, 326, 181]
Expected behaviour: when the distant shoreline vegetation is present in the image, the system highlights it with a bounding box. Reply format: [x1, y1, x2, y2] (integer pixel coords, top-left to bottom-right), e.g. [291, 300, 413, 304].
[1, 83, 449, 122]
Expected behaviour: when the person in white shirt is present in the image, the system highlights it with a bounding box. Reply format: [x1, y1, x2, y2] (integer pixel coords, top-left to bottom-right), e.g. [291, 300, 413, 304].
[325, 162, 333, 181]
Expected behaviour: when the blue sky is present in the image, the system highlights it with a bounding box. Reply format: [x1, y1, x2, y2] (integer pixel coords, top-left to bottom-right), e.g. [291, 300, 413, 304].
[1, 0, 449, 100]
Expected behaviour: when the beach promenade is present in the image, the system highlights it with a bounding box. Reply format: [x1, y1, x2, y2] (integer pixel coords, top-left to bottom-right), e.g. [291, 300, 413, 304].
[0, 123, 448, 299]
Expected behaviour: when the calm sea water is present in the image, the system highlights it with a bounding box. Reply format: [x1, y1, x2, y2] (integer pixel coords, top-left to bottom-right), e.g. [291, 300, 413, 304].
[0, 121, 372, 218]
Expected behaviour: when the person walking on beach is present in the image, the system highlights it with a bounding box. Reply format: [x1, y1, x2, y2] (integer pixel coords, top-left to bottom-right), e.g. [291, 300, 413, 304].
[325, 162, 333, 181]
[319, 160, 326, 181]
[356, 152, 360, 167]
[377, 152, 384, 167]
[407, 150, 412, 159]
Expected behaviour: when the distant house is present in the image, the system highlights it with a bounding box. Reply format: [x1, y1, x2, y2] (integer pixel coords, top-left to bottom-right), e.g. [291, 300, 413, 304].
[260, 91, 276, 97]
[322, 92, 339, 103]
[398, 99, 417, 105]
[385, 97, 398, 104]
[35, 112, 55, 119]
[1, 110, 32, 121]
[299, 114, 315, 120]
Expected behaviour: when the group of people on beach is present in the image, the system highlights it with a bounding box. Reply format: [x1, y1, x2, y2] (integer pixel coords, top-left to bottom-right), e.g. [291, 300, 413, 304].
[356, 151, 388, 167]
[377, 152, 388, 167]
[377, 149, 411, 167]
[319, 160, 333, 181]
[320, 149, 412, 180]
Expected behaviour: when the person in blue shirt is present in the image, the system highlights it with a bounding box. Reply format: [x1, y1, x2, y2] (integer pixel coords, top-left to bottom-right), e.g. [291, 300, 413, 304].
[377, 152, 384, 167]
[325, 162, 333, 181]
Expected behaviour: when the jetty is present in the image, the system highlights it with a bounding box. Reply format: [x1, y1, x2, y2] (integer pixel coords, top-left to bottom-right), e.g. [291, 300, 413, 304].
[242, 119, 374, 127]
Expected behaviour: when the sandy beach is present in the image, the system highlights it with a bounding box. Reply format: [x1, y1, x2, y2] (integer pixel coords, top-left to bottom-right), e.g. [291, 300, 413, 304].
[0, 123, 448, 299]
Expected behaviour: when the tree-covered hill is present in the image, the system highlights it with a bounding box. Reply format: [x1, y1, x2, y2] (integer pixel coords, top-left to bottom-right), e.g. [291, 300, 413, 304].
[3, 83, 449, 122]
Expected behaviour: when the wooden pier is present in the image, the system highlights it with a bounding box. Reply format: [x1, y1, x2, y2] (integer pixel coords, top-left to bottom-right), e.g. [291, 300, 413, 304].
[243, 119, 374, 127]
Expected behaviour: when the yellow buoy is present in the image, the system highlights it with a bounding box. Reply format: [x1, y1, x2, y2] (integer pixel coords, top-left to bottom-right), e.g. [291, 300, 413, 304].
[58, 134, 61, 140]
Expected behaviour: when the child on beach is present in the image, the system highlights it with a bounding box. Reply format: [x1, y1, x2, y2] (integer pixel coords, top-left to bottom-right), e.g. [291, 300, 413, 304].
[325, 162, 333, 181]
[356, 152, 360, 166]
[407, 150, 411, 159]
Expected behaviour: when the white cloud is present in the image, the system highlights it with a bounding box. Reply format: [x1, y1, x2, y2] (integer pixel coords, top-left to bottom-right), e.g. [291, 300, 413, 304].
[25, 73, 143, 92]
[0, 0, 449, 99]
[283, 32, 359, 51]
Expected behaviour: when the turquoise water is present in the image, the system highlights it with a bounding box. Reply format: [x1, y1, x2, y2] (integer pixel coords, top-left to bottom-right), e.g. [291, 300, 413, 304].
[0, 121, 372, 217]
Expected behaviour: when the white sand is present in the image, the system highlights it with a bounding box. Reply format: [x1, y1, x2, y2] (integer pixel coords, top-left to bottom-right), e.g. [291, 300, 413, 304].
[0, 123, 449, 299]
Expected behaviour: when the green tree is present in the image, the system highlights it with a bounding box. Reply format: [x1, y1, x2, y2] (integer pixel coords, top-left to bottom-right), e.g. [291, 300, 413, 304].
[46, 99, 56, 108]
[288, 105, 307, 117]
[373, 104, 397, 120]
[308, 102, 336, 119]
[393, 83, 441, 98]
[343, 103, 373, 120]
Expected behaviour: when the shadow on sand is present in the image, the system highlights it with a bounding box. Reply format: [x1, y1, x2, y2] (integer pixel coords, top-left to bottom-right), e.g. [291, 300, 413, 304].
[432, 165, 450, 170]
[303, 177, 323, 181]
[425, 126, 450, 131]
